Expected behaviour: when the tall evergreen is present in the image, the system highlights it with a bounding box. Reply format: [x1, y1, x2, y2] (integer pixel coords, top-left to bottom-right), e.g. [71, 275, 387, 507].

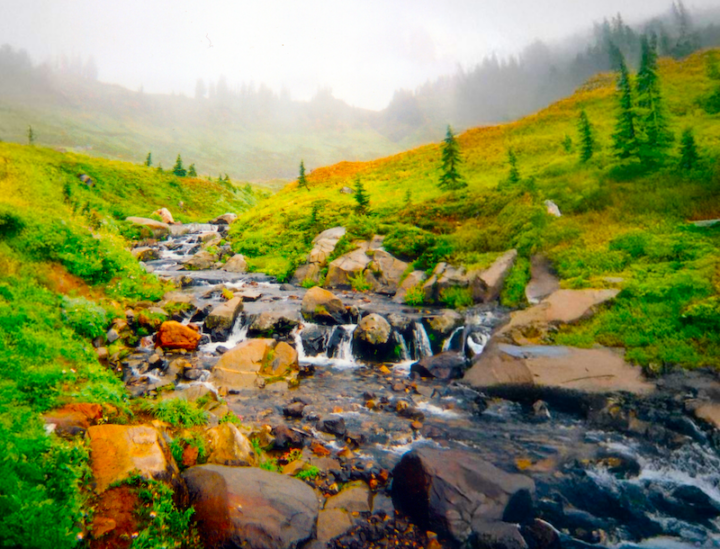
[507, 148, 520, 185]
[439, 126, 467, 190]
[145, 152, 152, 167]
[172, 155, 187, 177]
[27, 125, 35, 146]
[678, 128, 700, 170]
[298, 160, 308, 190]
[636, 35, 673, 165]
[188, 163, 197, 177]
[611, 46, 640, 160]
[577, 110, 596, 163]
[353, 176, 370, 215]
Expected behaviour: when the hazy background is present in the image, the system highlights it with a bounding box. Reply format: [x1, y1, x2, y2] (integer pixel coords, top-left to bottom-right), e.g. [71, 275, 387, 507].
[0, 0, 719, 180]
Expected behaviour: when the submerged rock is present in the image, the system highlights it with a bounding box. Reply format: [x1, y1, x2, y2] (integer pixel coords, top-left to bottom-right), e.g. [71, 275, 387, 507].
[183, 464, 319, 549]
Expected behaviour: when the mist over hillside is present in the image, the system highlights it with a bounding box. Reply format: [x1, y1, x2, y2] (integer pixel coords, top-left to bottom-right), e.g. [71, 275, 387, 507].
[0, 2, 718, 180]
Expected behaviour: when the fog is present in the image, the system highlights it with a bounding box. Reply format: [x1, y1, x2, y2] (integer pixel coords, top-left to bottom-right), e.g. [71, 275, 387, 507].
[3, 0, 720, 110]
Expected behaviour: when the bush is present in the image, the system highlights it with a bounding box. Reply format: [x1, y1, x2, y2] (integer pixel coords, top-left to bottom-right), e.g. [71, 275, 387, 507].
[501, 257, 531, 308]
[141, 399, 207, 427]
[438, 286, 473, 309]
[61, 296, 109, 339]
[403, 284, 425, 306]
[0, 207, 25, 238]
[383, 224, 437, 260]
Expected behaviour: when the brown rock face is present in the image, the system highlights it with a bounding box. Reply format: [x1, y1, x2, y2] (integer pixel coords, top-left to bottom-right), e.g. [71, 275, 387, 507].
[301, 286, 349, 325]
[44, 402, 104, 436]
[205, 423, 257, 466]
[263, 341, 299, 376]
[391, 447, 534, 545]
[325, 244, 372, 289]
[87, 424, 179, 494]
[157, 321, 202, 350]
[222, 254, 247, 273]
[183, 465, 320, 549]
[210, 338, 276, 389]
[470, 249, 518, 303]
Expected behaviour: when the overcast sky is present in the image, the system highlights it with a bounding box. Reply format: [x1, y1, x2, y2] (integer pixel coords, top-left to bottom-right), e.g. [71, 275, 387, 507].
[2, 0, 719, 110]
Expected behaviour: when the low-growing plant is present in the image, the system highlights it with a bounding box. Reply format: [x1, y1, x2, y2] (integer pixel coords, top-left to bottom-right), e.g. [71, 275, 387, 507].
[61, 296, 109, 339]
[295, 465, 321, 481]
[403, 284, 425, 306]
[348, 270, 372, 292]
[141, 398, 207, 427]
[170, 432, 207, 470]
[438, 286, 474, 309]
[500, 257, 531, 309]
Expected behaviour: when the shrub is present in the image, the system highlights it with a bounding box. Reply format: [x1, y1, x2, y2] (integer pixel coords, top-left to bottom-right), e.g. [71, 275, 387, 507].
[349, 270, 372, 292]
[296, 465, 321, 480]
[170, 433, 207, 470]
[61, 296, 109, 339]
[438, 286, 473, 309]
[141, 399, 207, 427]
[501, 257, 531, 309]
[403, 284, 425, 306]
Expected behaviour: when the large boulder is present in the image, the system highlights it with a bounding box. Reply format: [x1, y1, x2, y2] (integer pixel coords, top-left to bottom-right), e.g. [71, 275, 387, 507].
[184, 250, 217, 271]
[292, 227, 346, 284]
[222, 254, 247, 273]
[391, 447, 535, 545]
[125, 216, 170, 238]
[261, 341, 299, 377]
[469, 249, 518, 303]
[463, 344, 654, 396]
[183, 465, 320, 549]
[248, 311, 300, 338]
[411, 352, 469, 380]
[394, 270, 427, 303]
[325, 243, 372, 289]
[205, 297, 243, 341]
[153, 208, 175, 224]
[301, 286, 350, 325]
[205, 423, 256, 466]
[352, 313, 395, 362]
[157, 321, 202, 351]
[87, 424, 180, 494]
[365, 249, 409, 295]
[210, 339, 298, 389]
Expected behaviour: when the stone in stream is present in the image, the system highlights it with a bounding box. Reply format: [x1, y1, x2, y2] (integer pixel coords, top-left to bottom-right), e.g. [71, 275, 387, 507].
[222, 253, 247, 273]
[183, 464, 319, 549]
[391, 447, 535, 546]
[204, 296, 244, 341]
[205, 423, 257, 466]
[211, 213, 238, 225]
[156, 320, 202, 351]
[132, 246, 160, 262]
[316, 414, 347, 437]
[410, 351, 469, 380]
[301, 286, 351, 325]
[210, 339, 298, 390]
[352, 313, 395, 362]
[184, 250, 217, 270]
[125, 216, 170, 238]
[248, 311, 300, 338]
[300, 324, 330, 356]
[423, 310, 463, 353]
[87, 424, 181, 494]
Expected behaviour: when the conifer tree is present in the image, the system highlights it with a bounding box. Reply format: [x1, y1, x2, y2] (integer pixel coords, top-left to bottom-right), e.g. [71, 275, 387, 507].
[611, 47, 640, 160]
[636, 35, 673, 165]
[507, 148, 520, 185]
[678, 128, 700, 170]
[578, 110, 596, 163]
[27, 125, 35, 145]
[298, 160, 308, 190]
[439, 126, 467, 190]
[562, 135, 573, 153]
[188, 163, 197, 177]
[353, 176, 370, 215]
[172, 154, 186, 177]
[145, 152, 152, 167]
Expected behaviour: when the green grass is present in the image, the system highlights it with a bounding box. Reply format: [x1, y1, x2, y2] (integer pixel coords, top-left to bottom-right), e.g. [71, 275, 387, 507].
[141, 398, 208, 428]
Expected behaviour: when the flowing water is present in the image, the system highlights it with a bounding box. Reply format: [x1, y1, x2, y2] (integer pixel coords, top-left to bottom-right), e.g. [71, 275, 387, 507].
[126, 224, 720, 548]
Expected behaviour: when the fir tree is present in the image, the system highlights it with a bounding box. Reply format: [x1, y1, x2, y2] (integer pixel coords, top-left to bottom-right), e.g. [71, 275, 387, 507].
[353, 176, 370, 215]
[578, 110, 596, 163]
[678, 128, 700, 170]
[298, 160, 308, 190]
[611, 46, 640, 160]
[439, 126, 467, 190]
[27, 125, 35, 146]
[507, 148, 520, 185]
[562, 135, 573, 153]
[145, 152, 152, 167]
[188, 163, 197, 177]
[636, 35, 673, 165]
[172, 154, 187, 177]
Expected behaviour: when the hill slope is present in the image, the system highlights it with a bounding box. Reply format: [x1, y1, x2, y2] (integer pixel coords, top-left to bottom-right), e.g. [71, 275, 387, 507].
[230, 49, 720, 371]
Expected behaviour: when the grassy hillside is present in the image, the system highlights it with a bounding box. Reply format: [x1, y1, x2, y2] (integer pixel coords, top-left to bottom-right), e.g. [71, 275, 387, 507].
[0, 144, 256, 547]
[231, 49, 720, 371]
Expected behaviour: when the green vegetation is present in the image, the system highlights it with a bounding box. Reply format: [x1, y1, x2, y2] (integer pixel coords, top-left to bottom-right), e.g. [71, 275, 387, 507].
[295, 465, 321, 481]
[679, 127, 700, 170]
[170, 432, 207, 471]
[439, 125, 467, 191]
[298, 160, 309, 190]
[353, 176, 370, 214]
[439, 286, 473, 309]
[230, 49, 720, 369]
[501, 257, 532, 308]
[142, 398, 208, 428]
[578, 110, 596, 163]
[403, 284, 425, 306]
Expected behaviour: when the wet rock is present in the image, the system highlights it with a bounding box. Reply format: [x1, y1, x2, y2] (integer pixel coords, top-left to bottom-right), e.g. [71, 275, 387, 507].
[317, 415, 347, 437]
[183, 368, 204, 381]
[184, 250, 217, 271]
[222, 254, 247, 273]
[210, 338, 276, 389]
[469, 249, 518, 303]
[156, 321, 202, 351]
[248, 311, 300, 338]
[261, 341, 299, 377]
[183, 464, 319, 549]
[423, 310, 463, 352]
[273, 424, 305, 449]
[205, 296, 243, 341]
[132, 246, 160, 262]
[283, 401, 307, 418]
[316, 509, 354, 543]
[391, 446, 535, 545]
[301, 324, 330, 356]
[469, 520, 528, 549]
[205, 423, 257, 466]
[125, 216, 170, 238]
[325, 483, 371, 513]
[325, 243, 372, 289]
[411, 352, 468, 380]
[352, 313, 395, 362]
[520, 519, 561, 549]
[387, 313, 413, 335]
[87, 424, 180, 494]
[301, 286, 350, 325]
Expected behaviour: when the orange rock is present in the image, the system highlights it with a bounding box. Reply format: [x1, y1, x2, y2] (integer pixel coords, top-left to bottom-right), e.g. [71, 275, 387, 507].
[310, 441, 331, 457]
[44, 402, 104, 435]
[157, 321, 202, 351]
[91, 517, 117, 539]
[182, 445, 199, 467]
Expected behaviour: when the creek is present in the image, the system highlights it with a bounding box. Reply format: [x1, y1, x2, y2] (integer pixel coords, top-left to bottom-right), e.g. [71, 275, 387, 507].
[126, 223, 720, 548]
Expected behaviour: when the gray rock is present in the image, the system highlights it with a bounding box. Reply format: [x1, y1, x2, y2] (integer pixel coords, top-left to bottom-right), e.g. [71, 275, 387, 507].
[204, 297, 243, 341]
[352, 313, 395, 362]
[301, 287, 349, 325]
[248, 311, 300, 338]
[222, 254, 247, 273]
[184, 250, 217, 271]
[411, 352, 468, 380]
[325, 243, 372, 289]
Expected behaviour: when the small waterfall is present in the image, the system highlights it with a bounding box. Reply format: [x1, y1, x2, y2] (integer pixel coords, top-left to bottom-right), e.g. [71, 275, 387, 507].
[331, 325, 357, 362]
[294, 323, 358, 369]
[200, 314, 248, 353]
[466, 331, 489, 357]
[396, 332, 411, 361]
[412, 322, 433, 360]
[442, 326, 464, 352]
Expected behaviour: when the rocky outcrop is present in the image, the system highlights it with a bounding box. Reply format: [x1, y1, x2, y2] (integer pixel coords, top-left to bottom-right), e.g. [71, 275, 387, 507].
[157, 321, 202, 350]
[132, 246, 160, 262]
[205, 423, 256, 466]
[364, 250, 410, 295]
[248, 311, 300, 338]
[87, 424, 180, 493]
[184, 250, 217, 271]
[525, 255, 560, 305]
[222, 254, 247, 273]
[469, 249, 518, 303]
[183, 465, 320, 549]
[422, 263, 466, 303]
[394, 270, 427, 303]
[205, 297, 243, 341]
[153, 208, 175, 224]
[464, 344, 654, 395]
[125, 216, 170, 238]
[411, 352, 469, 380]
[352, 313, 395, 362]
[301, 287, 350, 325]
[293, 227, 346, 284]
[391, 447, 535, 546]
[325, 243, 372, 289]
[210, 339, 298, 389]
